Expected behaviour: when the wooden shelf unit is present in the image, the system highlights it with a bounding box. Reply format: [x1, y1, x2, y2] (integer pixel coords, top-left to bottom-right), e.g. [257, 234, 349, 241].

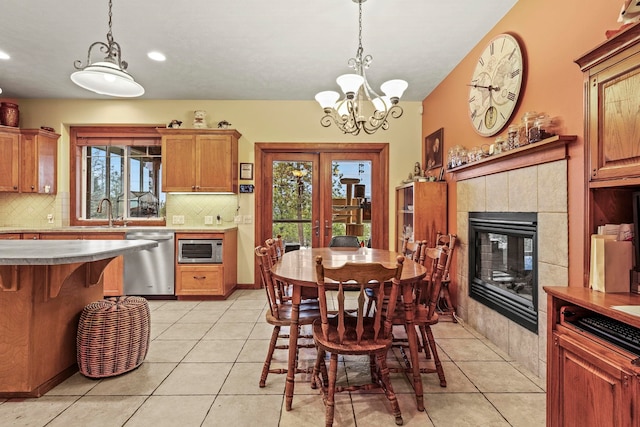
[395, 181, 447, 252]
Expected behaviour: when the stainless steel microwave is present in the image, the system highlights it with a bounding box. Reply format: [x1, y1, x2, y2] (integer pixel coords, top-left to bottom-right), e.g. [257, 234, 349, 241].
[177, 239, 223, 264]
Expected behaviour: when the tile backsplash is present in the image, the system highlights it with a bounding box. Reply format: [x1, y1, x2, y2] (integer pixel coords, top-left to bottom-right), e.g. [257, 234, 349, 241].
[0, 193, 57, 227]
[0, 192, 240, 229]
[165, 193, 240, 228]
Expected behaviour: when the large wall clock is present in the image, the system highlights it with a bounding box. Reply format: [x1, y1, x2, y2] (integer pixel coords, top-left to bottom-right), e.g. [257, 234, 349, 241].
[468, 33, 524, 137]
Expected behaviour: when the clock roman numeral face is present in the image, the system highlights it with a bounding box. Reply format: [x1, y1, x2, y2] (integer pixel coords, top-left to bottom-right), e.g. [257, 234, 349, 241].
[468, 34, 524, 137]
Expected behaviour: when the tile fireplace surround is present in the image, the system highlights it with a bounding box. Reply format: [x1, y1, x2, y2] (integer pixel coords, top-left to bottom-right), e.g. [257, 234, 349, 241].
[455, 159, 568, 379]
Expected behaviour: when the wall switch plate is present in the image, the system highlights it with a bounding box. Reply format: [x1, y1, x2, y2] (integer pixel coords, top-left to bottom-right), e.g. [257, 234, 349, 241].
[204, 215, 213, 225]
[234, 215, 242, 224]
[47, 213, 54, 224]
[243, 215, 253, 224]
[172, 215, 185, 225]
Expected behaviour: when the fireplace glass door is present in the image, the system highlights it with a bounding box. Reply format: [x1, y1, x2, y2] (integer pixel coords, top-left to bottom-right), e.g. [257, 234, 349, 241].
[469, 212, 538, 333]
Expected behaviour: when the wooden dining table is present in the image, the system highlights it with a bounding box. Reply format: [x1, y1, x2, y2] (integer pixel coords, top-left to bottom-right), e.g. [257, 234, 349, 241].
[270, 247, 428, 412]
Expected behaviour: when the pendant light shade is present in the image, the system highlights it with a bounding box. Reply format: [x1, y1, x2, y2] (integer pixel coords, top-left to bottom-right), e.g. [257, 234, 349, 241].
[71, 0, 144, 97]
[71, 61, 144, 97]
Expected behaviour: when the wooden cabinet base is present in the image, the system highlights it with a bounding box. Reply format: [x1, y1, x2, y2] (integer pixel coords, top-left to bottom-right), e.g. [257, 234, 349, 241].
[545, 286, 640, 427]
[174, 230, 237, 298]
[0, 263, 105, 397]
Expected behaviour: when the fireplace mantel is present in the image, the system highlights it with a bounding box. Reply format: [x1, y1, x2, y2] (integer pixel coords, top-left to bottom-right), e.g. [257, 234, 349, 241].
[448, 135, 576, 181]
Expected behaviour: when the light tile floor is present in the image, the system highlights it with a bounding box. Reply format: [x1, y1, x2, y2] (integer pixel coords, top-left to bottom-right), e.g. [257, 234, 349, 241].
[0, 289, 546, 426]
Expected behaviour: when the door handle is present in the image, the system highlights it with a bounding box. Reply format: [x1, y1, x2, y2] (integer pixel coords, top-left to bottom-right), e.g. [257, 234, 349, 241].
[312, 220, 320, 237]
[324, 220, 331, 237]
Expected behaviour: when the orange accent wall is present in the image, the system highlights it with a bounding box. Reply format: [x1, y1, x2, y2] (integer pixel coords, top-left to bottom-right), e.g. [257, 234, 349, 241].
[422, 0, 618, 291]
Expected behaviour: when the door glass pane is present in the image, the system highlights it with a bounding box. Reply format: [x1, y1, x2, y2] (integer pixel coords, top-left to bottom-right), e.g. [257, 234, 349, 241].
[272, 161, 312, 248]
[331, 160, 372, 245]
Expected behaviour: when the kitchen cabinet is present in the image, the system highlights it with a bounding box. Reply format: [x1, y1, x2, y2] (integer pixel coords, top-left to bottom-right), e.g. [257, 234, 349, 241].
[575, 22, 640, 284]
[0, 126, 59, 194]
[20, 129, 58, 194]
[39, 232, 125, 296]
[545, 287, 640, 427]
[0, 126, 20, 192]
[159, 129, 241, 193]
[174, 229, 237, 298]
[0, 233, 21, 240]
[576, 22, 640, 184]
[395, 181, 447, 252]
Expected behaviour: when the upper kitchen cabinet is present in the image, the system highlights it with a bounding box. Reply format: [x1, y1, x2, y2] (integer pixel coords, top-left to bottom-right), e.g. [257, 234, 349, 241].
[159, 129, 241, 193]
[20, 129, 59, 194]
[575, 22, 640, 186]
[0, 126, 19, 192]
[0, 126, 59, 194]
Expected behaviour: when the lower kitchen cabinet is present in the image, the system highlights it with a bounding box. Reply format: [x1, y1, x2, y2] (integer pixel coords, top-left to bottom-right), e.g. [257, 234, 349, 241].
[176, 265, 224, 296]
[175, 229, 237, 298]
[40, 232, 125, 297]
[0, 233, 21, 240]
[546, 286, 640, 427]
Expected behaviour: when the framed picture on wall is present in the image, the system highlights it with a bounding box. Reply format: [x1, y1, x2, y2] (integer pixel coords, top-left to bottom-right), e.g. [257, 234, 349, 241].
[240, 163, 254, 180]
[424, 128, 443, 171]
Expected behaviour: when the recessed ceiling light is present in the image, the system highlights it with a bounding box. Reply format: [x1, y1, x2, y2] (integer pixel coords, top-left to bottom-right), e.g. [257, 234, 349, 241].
[147, 51, 166, 61]
[0, 51, 10, 60]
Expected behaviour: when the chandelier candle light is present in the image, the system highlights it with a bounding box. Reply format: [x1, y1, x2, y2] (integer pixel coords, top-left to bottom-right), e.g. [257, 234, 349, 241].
[315, 0, 408, 135]
[71, 0, 144, 97]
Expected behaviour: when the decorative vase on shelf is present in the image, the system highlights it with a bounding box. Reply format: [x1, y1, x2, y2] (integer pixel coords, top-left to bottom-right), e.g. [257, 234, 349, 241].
[0, 102, 19, 127]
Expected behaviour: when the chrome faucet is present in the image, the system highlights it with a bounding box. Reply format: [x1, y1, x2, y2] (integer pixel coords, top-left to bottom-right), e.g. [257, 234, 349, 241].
[97, 198, 113, 227]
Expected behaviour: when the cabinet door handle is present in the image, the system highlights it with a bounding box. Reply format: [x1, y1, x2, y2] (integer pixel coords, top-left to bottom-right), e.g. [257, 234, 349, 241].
[193, 275, 207, 280]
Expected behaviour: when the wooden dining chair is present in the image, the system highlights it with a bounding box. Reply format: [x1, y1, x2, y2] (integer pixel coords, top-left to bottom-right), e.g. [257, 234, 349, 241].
[433, 232, 457, 321]
[255, 246, 320, 388]
[364, 237, 423, 316]
[311, 255, 405, 427]
[327, 235, 361, 248]
[398, 244, 450, 387]
[401, 237, 425, 262]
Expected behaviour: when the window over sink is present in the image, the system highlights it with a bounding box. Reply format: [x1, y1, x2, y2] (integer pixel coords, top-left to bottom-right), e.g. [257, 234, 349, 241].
[70, 126, 166, 225]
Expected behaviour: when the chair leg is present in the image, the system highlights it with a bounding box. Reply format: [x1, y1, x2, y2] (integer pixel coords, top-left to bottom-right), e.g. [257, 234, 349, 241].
[439, 282, 457, 323]
[325, 353, 339, 427]
[260, 325, 281, 387]
[312, 348, 326, 390]
[418, 325, 431, 359]
[425, 326, 446, 387]
[376, 352, 403, 426]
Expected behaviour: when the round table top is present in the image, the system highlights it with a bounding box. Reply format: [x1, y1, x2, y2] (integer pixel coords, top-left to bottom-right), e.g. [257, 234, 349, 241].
[271, 247, 427, 287]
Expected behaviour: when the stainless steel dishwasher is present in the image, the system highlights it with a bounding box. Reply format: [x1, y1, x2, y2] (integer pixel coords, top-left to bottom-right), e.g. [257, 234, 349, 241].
[124, 229, 175, 296]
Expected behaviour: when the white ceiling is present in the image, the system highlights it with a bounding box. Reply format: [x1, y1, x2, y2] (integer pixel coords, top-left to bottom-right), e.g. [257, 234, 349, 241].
[0, 0, 518, 101]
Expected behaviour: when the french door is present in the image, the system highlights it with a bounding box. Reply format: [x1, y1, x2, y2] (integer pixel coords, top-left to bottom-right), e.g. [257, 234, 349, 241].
[255, 143, 389, 253]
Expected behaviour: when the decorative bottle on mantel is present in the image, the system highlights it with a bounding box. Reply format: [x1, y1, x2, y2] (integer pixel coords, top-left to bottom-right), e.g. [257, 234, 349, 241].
[0, 102, 19, 127]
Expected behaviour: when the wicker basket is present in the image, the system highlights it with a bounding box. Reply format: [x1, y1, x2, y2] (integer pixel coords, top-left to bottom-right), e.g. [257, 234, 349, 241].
[77, 296, 150, 378]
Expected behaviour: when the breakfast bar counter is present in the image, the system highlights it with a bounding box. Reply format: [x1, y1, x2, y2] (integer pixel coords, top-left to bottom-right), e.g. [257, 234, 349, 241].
[0, 239, 157, 397]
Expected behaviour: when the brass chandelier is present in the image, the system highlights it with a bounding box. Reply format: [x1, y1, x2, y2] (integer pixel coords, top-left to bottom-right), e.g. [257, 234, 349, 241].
[315, 0, 408, 135]
[71, 0, 144, 97]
